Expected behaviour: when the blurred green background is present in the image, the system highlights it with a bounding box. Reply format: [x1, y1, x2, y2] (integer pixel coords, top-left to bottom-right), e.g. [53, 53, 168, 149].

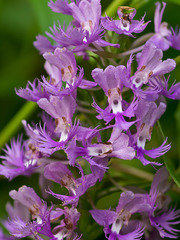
[0, 0, 180, 237]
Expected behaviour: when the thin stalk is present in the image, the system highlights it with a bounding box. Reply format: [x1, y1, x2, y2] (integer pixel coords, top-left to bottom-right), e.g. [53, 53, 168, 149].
[112, 162, 154, 181]
[130, 33, 154, 48]
[157, 120, 166, 141]
[107, 173, 128, 192]
[77, 106, 96, 114]
[0, 101, 37, 149]
[93, 45, 144, 59]
[111, 162, 180, 194]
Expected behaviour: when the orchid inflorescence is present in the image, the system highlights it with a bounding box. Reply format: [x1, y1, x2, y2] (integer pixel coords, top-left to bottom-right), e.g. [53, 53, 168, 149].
[0, 0, 180, 239]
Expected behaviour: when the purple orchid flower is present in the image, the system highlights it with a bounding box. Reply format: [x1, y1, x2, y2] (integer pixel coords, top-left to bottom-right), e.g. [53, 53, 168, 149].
[148, 2, 180, 51]
[167, 27, 180, 51]
[16, 78, 50, 102]
[131, 99, 171, 166]
[43, 47, 97, 92]
[148, 75, 180, 100]
[91, 65, 138, 130]
[33, 34, 56, 55]
[4, 186, 53, 239]
[44, 162, 98, 206]
[143, 167, 180, 239]
[131, 42, 176, 89]
[0, 136, 44, 180]
[22, 119, 78, 156]
[101, 6, 150, 37]
[20, 94, 78, 155]
[50, 207, 81, 240]
[90, 191, 150, 240]
[148, 2, 172, 51]
[65, 126, 135, 181]
[16, 47, 95, 102]
[34, 0, 119, 57]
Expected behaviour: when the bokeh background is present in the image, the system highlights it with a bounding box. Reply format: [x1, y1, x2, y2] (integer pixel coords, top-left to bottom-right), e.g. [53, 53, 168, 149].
[0, 0, 180, 238]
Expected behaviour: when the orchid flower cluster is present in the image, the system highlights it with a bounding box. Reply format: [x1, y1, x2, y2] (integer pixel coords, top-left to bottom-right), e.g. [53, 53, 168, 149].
[1, 0, 180, 239]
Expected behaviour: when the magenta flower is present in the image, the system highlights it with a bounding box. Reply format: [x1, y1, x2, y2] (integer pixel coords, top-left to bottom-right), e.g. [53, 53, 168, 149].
[90, 191, 148, 240]
[50, 207, 81, 240]
[101, 6, 150, 37]
[16, 78, 49, 102]
[131, 42, 176, 89]
[34, 0, 119, 57]
[44, 162, 98, 206]
[4, 186, 53, 239]
[148, 2, 172, 50]
[66, 126, 135, 171]
[92, 65, 137, 130]
[148, 2, 180, 51]
[43, 47, 96, 92]
[144, 167, 180, 239]
[149, 75, 180, 100]
[0, 136, 42, 180]
[167, 27, 180, 51]
[132, 99, 171, 166]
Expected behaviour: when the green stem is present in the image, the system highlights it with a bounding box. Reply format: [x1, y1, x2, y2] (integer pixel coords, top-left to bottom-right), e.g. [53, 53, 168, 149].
[0, 101, 37, 149]
[111, 161, 180, 193]
[157, 120, 166, 141]
[102, 0, 127, 17]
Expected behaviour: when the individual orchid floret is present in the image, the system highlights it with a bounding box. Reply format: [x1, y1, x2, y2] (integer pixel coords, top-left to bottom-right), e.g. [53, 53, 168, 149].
[29, 95, 79, 154]
[148, 2, 180, 51]
[43, 47, 96, 92]
[22, 119, 78, 155]
[101, 6, 150, 37]
[16, 78, 49, 102]
[131, 42, 176, 89]
[143, 167, 180, 239]
[0, 136, 42, 180]
[167, 27, 180, 51]
[132, 99, 171, 166]
[90, 191, 149, 240]
[44, 47, 77, 87]
[21, 95, 78, 155]
[92, 65, 137, 130]
[38, 94, 76, 139]
[135, 99, 166, 149]
[148, 75, 180, 100]
[33, 34, 56, 55]
[148, 2, 172, 51]
[66, 127, 135, 172]
[4, 186, 53, 239]
[50, 207, 81, 240]
[44, 162, 98, 206]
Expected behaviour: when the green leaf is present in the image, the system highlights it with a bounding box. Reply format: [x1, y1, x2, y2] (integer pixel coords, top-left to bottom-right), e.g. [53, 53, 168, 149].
[96, 192, 120, 209]
[164, 157, 180, 188]
[0, 101, 37, 149]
